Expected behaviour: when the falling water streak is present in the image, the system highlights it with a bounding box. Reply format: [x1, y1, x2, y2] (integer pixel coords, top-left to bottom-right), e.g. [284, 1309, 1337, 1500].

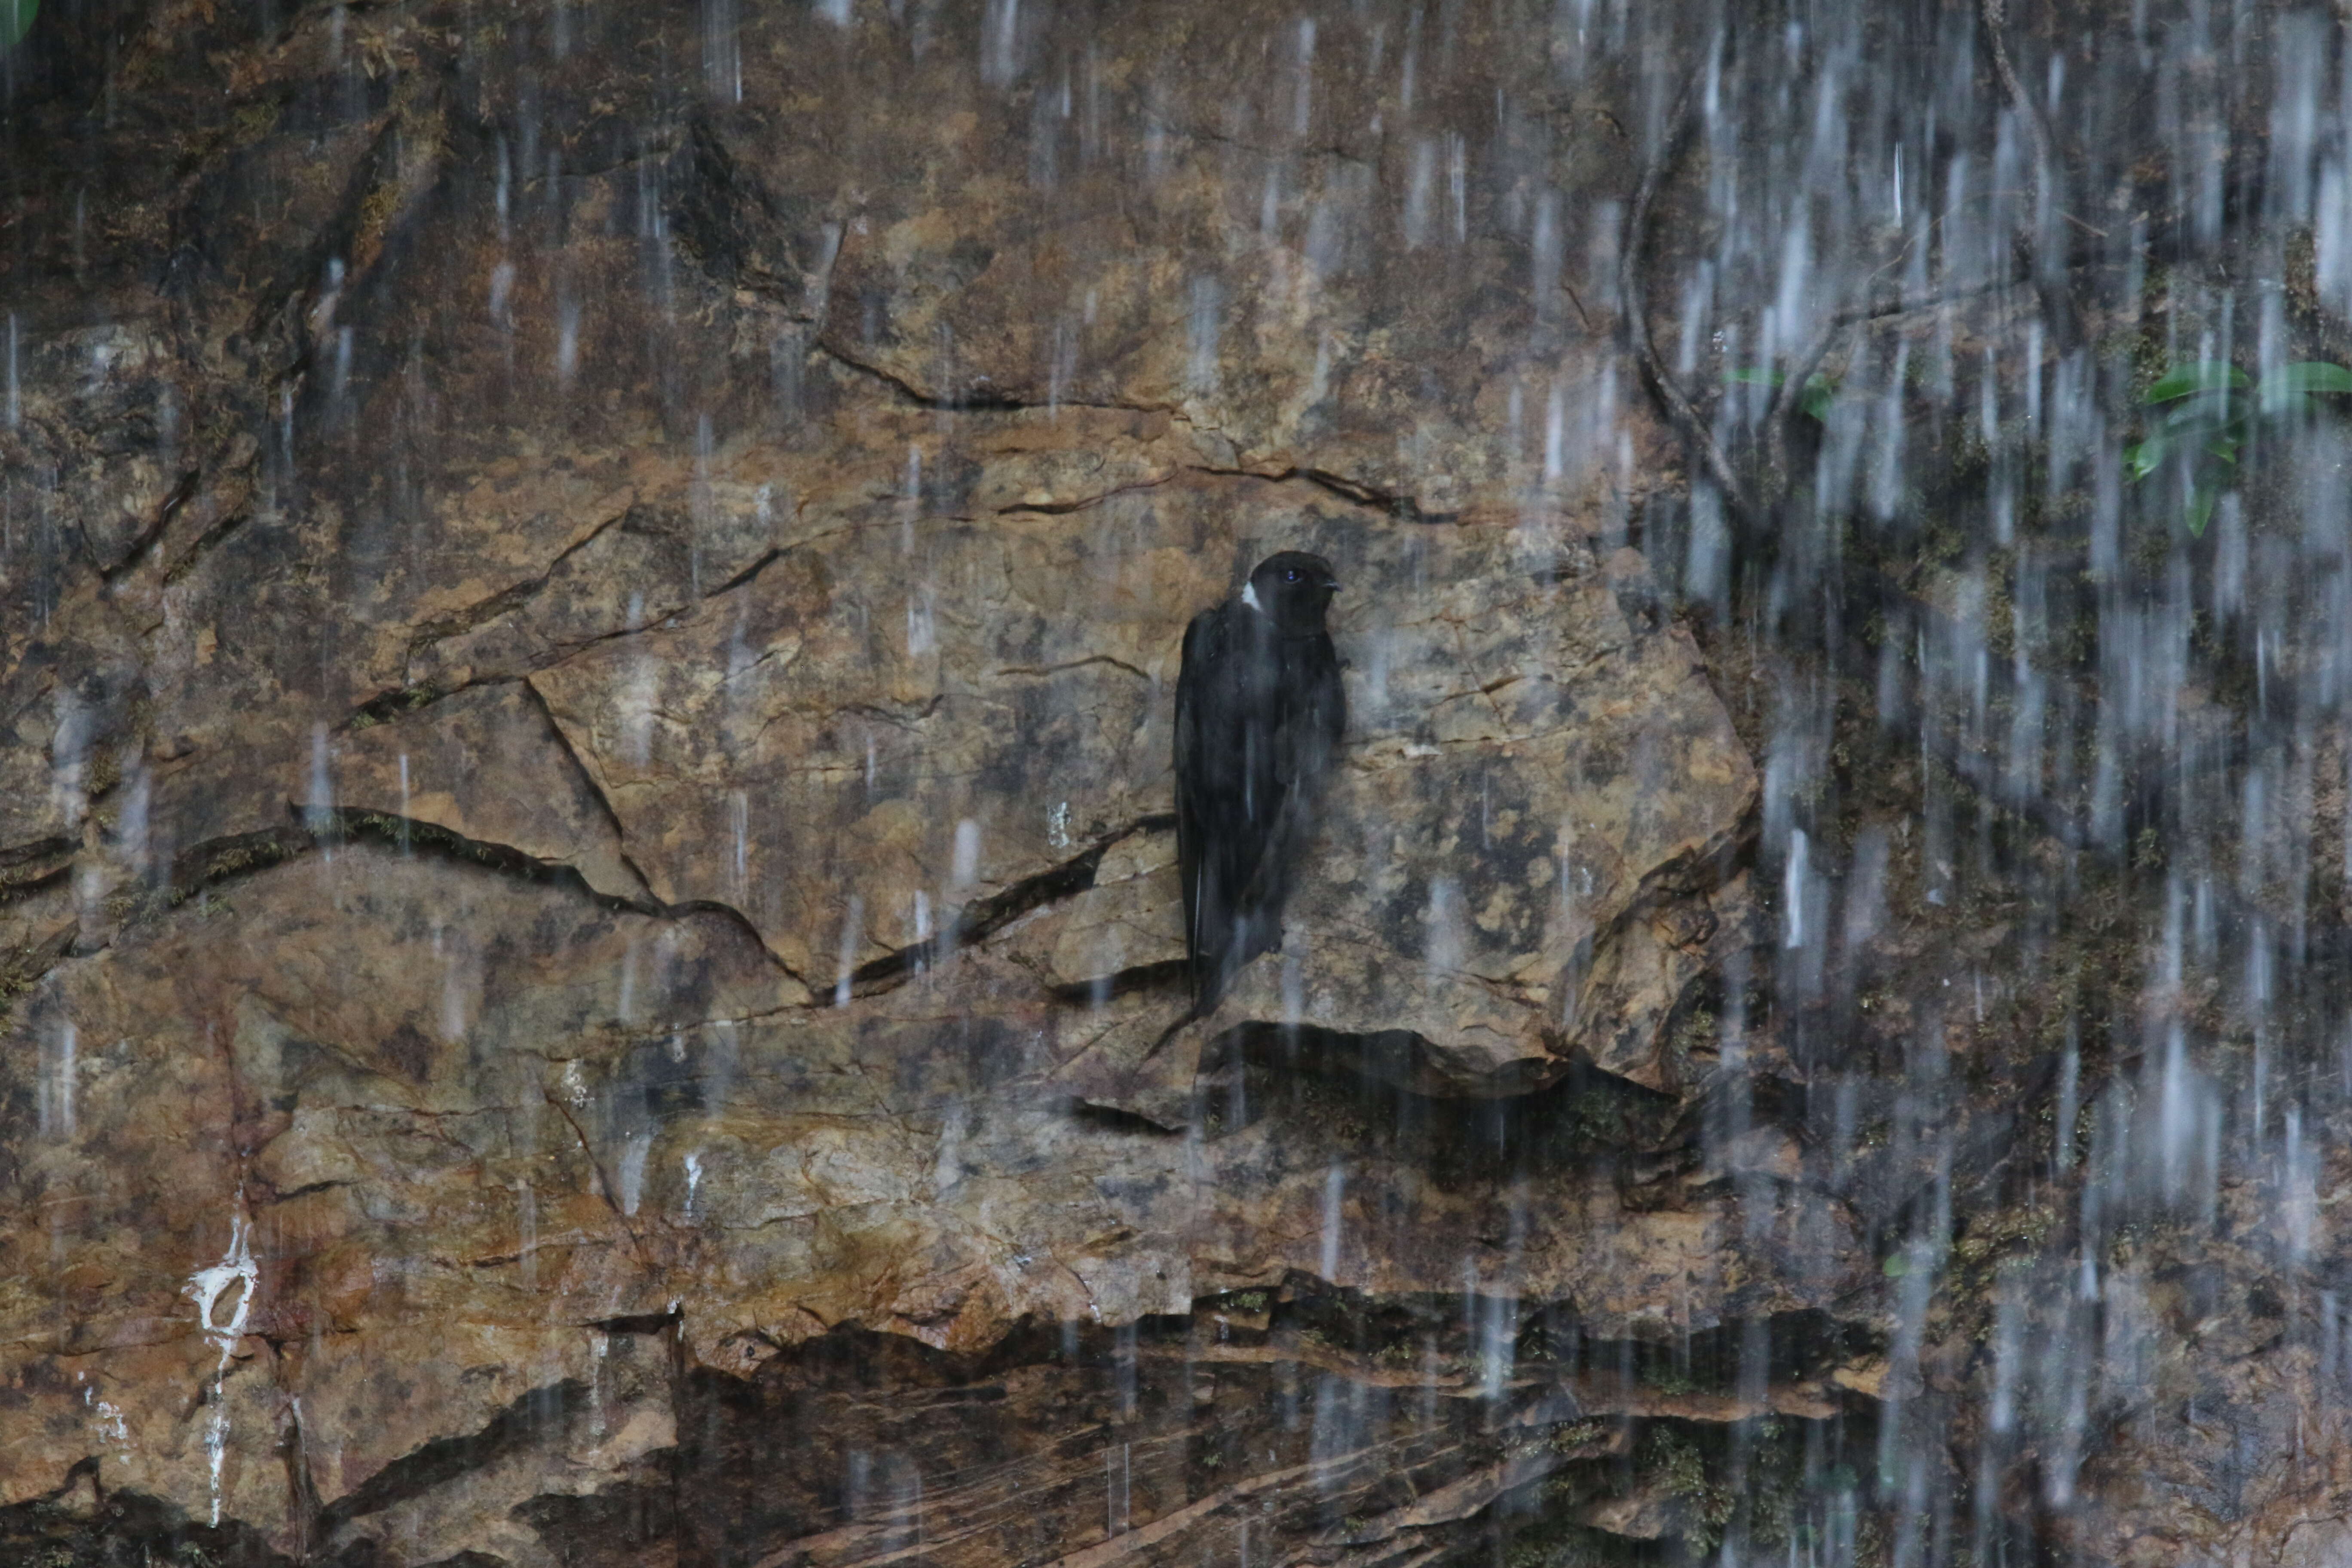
[40, 1022, 76, 1137]
[1318, 1161, 1346, 1281]
[395, 754, 412, 852]
[834, 896, 865, 1007]
[1784, 826, 1810, 949]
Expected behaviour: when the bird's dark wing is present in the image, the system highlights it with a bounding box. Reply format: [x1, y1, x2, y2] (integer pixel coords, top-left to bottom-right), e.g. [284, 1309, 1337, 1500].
[1283, 631, 1346, 793]
[1235, 631, 1345, 920]
[1175, 605, 1231, 1008]
[1175, 603, 1293, 1011]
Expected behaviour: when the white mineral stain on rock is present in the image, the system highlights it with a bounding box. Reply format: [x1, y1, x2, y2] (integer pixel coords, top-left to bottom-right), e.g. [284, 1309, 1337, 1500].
[184, 1213, 257, 1525]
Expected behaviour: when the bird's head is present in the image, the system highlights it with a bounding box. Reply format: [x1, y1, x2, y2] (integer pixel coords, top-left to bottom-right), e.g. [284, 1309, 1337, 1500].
[1241, 551, 1340, 631]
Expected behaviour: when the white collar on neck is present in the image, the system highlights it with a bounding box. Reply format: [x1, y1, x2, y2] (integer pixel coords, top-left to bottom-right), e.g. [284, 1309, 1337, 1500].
[1240, 580, 1264, 613]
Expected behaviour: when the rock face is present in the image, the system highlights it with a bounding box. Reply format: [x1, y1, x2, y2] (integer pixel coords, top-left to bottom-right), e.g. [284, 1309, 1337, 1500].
[0, 3, 1791, 1558]
[4, 0, 2346, 1565]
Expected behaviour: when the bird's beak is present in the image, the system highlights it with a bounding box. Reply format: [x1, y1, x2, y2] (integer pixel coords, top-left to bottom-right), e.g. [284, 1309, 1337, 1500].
[1322, 576, 1340, 591]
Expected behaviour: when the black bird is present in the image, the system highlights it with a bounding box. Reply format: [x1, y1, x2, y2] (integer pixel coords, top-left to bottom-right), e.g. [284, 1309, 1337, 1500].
[1173, 550, 1345, 1014]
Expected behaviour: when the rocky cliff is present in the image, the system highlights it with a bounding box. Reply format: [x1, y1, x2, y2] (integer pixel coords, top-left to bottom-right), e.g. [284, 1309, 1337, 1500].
[5, 1, 2351, 1565]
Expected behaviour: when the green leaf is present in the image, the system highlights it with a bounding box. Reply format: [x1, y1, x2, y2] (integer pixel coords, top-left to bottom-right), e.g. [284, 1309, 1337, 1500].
[1, 0, 33, 48]
[2186, 484, 2218, 537]
[2145, 361, 2250, 404]
[2264, 361, 2352, 398]
[1723, 367, 1786, 387]
[2162, 390, 2238, 432]
[1881, 1253, 1911, 1278]
[2125, 430, 2171, 481]
[2205, 434, 2241, 466]
[1798, 373, 1837, 423]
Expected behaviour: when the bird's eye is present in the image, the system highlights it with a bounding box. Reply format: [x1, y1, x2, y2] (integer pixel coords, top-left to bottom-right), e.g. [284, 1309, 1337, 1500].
[1284, 568, 1302, 582]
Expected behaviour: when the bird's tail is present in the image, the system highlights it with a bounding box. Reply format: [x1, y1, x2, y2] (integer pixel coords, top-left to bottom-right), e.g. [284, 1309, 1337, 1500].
[1138, 978, 1216, 1064]
[1144, 910, 1275, 1063]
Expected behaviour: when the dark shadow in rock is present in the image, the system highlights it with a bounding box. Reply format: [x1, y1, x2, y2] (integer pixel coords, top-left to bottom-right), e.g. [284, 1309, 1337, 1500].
[510, 1482, 678, 1568]
[1047, 955, 1190, 1006]
[668, 1307, 1884, 1568]
[1204, 1018, 1563, 1101]
[1193, 1022, 1711, 1191]
[665, 114, 839, 315]
[1069, 1094, 1187, 1136]
[0, 1477, 295, 1568]
[318, 1380, 591, 1535]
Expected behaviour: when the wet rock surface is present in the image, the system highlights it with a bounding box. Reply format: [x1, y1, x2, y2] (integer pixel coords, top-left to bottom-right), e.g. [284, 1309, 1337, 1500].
[4, 0, 2352, 1565]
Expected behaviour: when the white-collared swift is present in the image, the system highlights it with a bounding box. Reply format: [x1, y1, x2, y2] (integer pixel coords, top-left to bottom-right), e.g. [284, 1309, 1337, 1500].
[1173, 550, 1345, 1014]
